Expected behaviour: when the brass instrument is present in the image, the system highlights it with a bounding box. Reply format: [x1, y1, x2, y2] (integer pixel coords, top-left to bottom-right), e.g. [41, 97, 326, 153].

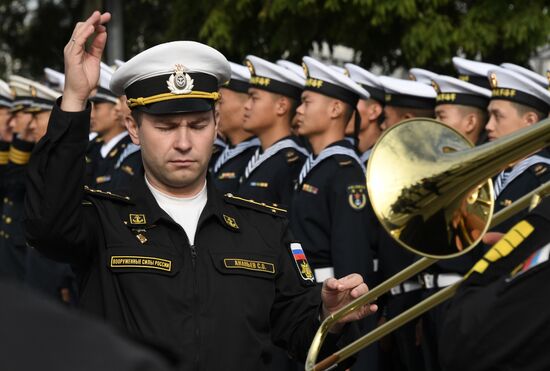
[305, 117, 550, 371]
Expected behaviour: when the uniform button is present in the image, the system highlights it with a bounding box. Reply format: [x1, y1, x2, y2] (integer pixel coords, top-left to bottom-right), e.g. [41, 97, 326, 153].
[5, 217, 11, 224]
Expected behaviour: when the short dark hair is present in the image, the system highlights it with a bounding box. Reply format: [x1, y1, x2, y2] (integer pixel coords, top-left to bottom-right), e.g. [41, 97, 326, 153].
[131, 110, 142, 127]
[393, 106, 435, 119]
[343, 102, 354, 124]
[511, 101, 546, 123]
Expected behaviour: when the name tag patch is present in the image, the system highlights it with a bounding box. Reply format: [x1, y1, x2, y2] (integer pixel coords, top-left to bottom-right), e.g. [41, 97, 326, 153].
[224, 258, 275, 274]
[110, 256, 172, 272]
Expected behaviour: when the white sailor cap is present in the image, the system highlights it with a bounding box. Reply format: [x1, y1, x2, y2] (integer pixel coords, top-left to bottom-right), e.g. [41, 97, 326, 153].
[44, 68, 65, 92]
[379, 76, 436, 109]
[500, 63, 548, 90]
[276, 60, 306, 84]
[431, 75, 491, 109]
[8, 75, 60, 112]
[244, 55, 303, 100]
[111, 41, 230, 114]
[487, 67, 550, 115]
[345, 63, 385, 103]
[452, 57, 498, 89]
[329, 65, 347, 75]
[223, 62, 250, 94]
[8, 75, 34, 112]
[90, 62, 118, 104]
[0, 79, 13, 108]
[302, 56, 369, 106]
[25, 80, 61, 112]
[409, 68, 439, 85]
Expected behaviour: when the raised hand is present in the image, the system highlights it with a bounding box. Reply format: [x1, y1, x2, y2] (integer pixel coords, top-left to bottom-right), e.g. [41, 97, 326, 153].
[321, 273, 378, 333]
[61, 11, 111, 112]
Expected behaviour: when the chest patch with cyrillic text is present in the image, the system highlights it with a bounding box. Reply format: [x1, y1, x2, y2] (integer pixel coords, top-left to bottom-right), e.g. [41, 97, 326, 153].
[110, 256, 172, 272]
[223, 258, 275, 274]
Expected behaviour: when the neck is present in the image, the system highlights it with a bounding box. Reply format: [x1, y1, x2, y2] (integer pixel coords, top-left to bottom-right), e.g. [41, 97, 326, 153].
[144, 171, 207, 198]
[257, 117, 291, 150]
[308, 128, 344, 155]
[357, 121, 381, 153]
[227, 128, 252, 146]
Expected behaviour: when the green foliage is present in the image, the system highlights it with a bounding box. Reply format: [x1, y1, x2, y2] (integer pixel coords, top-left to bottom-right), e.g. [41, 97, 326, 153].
[1, 0, 549, 79]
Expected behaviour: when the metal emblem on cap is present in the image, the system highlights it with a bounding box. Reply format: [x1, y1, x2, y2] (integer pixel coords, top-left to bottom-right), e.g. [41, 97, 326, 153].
[245, 60, 255, 76]
[431, 80, 440, 93]
[489, 73, 498, 89]
[167, 64, 194, 94]
[302, 62, 310, 78]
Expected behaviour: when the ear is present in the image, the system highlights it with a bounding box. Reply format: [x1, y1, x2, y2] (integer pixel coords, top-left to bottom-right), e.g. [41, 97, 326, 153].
[213, 106, 220, 139]
[368, 102, 383, 122]
[524, 111, 539, 126]
[329, 100, 344, 119]
[126, 113, 140, 145]
[275, 96, 290, 117]
[463, 113, 476, 134]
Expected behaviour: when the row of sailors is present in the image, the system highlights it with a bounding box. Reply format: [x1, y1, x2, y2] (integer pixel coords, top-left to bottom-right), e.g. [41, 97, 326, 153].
[0, 54, 549, 371]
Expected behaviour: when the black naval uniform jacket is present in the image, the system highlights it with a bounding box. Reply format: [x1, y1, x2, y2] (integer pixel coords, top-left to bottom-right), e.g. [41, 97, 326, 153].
[85, 133, 134, 189]
[211, 137, 259, 194]
[290, 140, 373, 284]
[238, 136, 307, 207]
[439, 197, 550, 371]
[0, 137, 34, 280]
[492, 150, 550, 235]
[25, 103, 353, 371]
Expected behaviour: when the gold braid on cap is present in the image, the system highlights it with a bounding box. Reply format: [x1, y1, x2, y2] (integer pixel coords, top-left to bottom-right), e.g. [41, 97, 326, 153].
[127, 91, 221, 108]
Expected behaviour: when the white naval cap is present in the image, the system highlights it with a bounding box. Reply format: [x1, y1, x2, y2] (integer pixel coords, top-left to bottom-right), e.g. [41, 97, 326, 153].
[9, 75, 60, 112]
[0, 79, 13, 108]
[223, 61, 250, 94]
[26, 80, 61, 112]
[111, 41, 230, 114]
[431, 74, 491, 109]
[345, 63, 385, 103]
[8, 75, 34, 112]
[379, 76, 436, 109]
[488, 67, 550, 115]
[302, 56, 369, 106]
[329, 65, 347, 75]
[500, 63, 548, 90]
[276, 60, 306, 84]
[44, 68, 65, 92]
[452, 57, 498, 89]
[89, 62, 118, 104]
[245, 55, 303, 100]
[409, 68, 439, 85]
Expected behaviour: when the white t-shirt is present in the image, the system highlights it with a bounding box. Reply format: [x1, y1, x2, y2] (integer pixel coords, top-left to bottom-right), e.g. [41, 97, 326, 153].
[145, 176, 208, 245]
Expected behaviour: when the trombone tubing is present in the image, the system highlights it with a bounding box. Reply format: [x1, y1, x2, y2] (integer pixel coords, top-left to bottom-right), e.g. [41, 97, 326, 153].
[305, 181, 550, 371]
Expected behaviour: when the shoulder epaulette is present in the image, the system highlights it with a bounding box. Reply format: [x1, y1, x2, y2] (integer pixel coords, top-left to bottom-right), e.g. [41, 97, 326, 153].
[335, 156, 354, 167]
[84, 185, 132, 203]
[530, 163, 549, 177]
[224, 193, 287, 217]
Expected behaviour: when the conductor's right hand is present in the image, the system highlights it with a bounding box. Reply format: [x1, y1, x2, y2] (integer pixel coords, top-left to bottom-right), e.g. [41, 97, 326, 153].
[61, 11, 111, 112]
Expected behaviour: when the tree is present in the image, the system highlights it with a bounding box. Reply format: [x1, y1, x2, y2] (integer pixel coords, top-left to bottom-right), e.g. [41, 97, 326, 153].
[1, 0, 548, 79]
